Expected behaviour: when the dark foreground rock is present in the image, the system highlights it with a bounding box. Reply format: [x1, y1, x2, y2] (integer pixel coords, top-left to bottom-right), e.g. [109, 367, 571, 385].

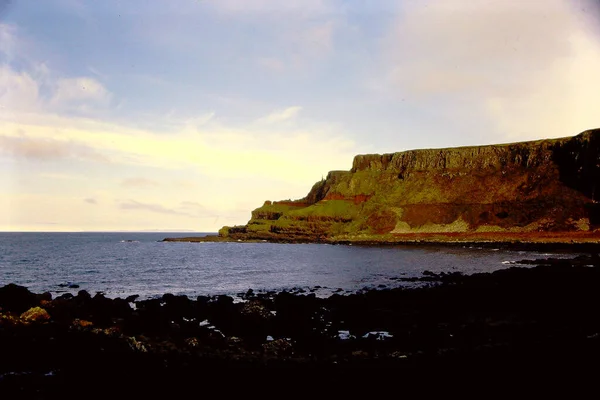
[1, 260, 599, 395]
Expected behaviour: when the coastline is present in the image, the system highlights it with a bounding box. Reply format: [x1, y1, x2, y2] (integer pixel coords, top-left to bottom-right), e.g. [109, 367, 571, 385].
[163, 232, 600, 252]
[1, 255, 599, 392]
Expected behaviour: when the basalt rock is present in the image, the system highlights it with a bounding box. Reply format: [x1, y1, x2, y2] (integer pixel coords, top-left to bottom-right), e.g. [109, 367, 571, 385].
[217, 129, 600, 243]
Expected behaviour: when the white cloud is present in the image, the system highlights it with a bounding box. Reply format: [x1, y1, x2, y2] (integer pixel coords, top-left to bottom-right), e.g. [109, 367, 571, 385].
[0, 134, 108, 162]
[212, 0, 334, 16]
[256, 57, 285, 72]
[0, 58, 356, 231]
[376, 0, 600, 141]
[298, 21, 334, 56]
[0, 23, 17, 60]
[0, 61, 111, 119]
[0, 65, 40, 113]
[208, 1, 340, 71]
[51, 77, 111, 106]
[121, 178, 159, 187]
[119, 199, 194, 216]
[256, 106, 302, 124]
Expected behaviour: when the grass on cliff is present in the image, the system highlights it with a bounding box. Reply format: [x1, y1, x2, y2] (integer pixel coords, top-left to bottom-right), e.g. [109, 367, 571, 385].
[251, 202, 298, 216]
[285, 199, 360, 219]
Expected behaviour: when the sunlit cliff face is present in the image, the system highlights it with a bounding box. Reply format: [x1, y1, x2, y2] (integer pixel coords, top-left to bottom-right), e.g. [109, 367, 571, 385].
[219, 131, 600, 241]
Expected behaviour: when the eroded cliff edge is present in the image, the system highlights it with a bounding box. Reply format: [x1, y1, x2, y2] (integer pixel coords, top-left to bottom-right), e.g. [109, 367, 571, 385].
[217, 129, 600, 243]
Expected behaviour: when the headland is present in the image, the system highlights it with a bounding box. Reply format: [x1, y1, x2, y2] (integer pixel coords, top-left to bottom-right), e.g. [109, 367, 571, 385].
[166, 129, 600, 245]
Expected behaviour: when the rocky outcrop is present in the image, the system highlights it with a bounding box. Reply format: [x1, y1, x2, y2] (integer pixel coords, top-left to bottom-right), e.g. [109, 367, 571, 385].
[1, 259, 600, 392]
[218, 129, 600, 243]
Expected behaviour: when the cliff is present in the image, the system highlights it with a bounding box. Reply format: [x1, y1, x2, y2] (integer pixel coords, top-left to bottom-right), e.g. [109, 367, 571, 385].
[218, 129, 600, 243]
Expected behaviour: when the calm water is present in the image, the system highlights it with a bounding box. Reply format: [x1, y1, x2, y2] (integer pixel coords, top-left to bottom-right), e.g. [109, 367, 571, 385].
[0, 232, 578, 300]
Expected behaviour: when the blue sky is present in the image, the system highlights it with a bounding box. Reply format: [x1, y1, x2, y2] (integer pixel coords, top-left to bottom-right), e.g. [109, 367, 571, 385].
[1, 0, 599, 231]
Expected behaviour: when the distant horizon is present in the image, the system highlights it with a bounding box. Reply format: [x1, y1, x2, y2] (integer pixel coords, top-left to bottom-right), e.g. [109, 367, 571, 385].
[3, 0, 599, 232]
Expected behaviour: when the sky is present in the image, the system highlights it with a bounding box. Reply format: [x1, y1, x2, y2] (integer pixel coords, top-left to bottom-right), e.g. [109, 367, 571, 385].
[1, 0, 599, 232]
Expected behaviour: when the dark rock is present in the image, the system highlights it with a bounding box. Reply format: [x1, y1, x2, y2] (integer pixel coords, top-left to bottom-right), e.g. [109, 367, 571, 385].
[125, 295, 139, 303]
[77, 290, 92, 301]
[37, 292, 52, 302]
[0, 284, 38, 313]
[162, 294, 194, 319]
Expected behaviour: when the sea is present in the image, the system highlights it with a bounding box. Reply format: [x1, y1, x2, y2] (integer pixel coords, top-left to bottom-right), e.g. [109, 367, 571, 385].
[0, 232, 580, 300]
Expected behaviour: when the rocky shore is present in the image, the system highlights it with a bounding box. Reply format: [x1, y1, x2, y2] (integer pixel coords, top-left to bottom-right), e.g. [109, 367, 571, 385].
[1, 255, 599, 394]
[163, 232, 600, 251]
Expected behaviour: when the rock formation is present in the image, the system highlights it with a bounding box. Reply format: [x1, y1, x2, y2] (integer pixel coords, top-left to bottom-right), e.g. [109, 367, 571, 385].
[218, 129, 600, 243]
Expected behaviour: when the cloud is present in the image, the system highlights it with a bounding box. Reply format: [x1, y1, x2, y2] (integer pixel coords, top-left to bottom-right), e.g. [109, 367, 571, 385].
[118, 199, 215, 220]
[119, 200, 192, 216]
[376, 0, 600, 141]
[206, 1, 339, 71]
[256, 106, 302, 124]
[295, 20, 334, 58]
[0, 134, 107, 162]
[51, 77, 111, 106]
[0, 22, 16, 59]
[0, 65, 40, 112]
[39, 172, 83, 180]
[180, 201, 204, 208]
[0, 62, 111, 118]
[0, 108, 355, 183]
[121, 177, 159, 187]
[212, 0, 334, 16]
[256, 57, 285, 72]
[0, 14, 358, 231]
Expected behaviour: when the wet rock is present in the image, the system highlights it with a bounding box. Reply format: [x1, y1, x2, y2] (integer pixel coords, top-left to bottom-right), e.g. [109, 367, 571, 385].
[227, 336, 242, 345]
[0, 257, 599, 389]
[37, 292, 52, 302]
[362, 331, 394, 341]
[241, 300, 272, 320]
[162, 294, 193, 319]
[20, 307, 51, 323]
[184, 337, 199, 348]
[0, 312, 21, 326]
[125, 295, 139, 303]
[76, 290, 92, 301]
[262, 338, 293, 357]
[127, 336, 148, 352]
[71, 319, 94, 329]
[0, 284, 38, 313]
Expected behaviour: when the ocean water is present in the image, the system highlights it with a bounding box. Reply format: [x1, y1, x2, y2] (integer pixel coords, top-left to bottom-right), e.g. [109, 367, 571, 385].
[0, 232, 578, 300]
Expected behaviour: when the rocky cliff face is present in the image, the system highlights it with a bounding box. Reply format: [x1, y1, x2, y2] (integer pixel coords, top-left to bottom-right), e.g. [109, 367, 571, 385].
[219, 129, 600, 242]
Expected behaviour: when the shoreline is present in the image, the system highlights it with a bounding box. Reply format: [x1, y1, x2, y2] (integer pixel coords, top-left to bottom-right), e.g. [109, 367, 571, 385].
[1, 256, 599, 392]
[163, 233, 600, 252]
